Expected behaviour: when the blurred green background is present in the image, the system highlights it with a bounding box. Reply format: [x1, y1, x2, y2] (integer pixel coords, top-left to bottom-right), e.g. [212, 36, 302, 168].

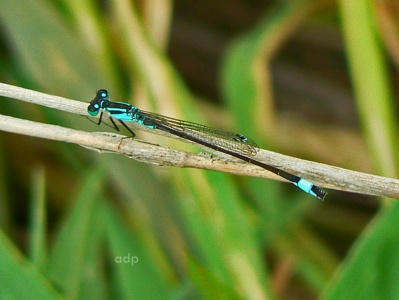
[0, 0, 398, 299]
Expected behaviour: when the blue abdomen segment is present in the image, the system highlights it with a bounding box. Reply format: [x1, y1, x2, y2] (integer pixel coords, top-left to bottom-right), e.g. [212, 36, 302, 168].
[294, 178, 314, 194]
[294, 179, 326, 200]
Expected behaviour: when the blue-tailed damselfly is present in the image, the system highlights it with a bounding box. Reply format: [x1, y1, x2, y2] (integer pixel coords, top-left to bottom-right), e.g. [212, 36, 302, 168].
[88, 89, 327, 200]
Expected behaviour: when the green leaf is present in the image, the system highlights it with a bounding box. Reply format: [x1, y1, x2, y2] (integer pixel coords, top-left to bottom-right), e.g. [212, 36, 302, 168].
[0, 135, 11, 231]
[187, 254, 242, 299]
[174, 170, 272, 299]
[322, 203, 399, 299]
[339, 0, 399, 177]
[221, 0, 318, 138]
[78, 199, 109, 300]
[47, 167, 105, 299]
[103, 201, 172, 299]
[0, 230, 60, 299]
[29, 166, 47, 271]
[0, 0, 109, 98]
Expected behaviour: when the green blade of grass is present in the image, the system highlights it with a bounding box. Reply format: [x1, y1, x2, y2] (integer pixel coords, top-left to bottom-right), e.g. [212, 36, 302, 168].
[77, 198, 109, 300]
[0, 135, 11, 231]
[321, 202, 399, 299]
[339, 0, 399, 179]
[0, 229, 61, 299]
[221, 0, 327, 138]
[102, 200, 172, 299]
[187, 253, 242, 299]
[174, 169, 272, 299]
[0, 0, 108, 98]
[46, 166, 105, 299]
[29, 165, 47, 271]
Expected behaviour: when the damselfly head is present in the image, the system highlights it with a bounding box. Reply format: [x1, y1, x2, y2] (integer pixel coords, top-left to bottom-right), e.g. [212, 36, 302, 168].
[87, 89, 109, 116]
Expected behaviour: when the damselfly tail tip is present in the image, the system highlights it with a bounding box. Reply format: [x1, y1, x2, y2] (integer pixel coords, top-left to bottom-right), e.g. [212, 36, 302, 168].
[311, 186, 327, 201]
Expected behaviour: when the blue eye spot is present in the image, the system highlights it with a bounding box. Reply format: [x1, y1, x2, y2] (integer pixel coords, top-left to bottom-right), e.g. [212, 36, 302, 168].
[94, 104, 100, 109]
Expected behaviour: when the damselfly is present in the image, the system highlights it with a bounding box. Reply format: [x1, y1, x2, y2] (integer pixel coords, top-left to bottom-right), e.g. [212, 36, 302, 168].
[88, 89, 327, 200]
